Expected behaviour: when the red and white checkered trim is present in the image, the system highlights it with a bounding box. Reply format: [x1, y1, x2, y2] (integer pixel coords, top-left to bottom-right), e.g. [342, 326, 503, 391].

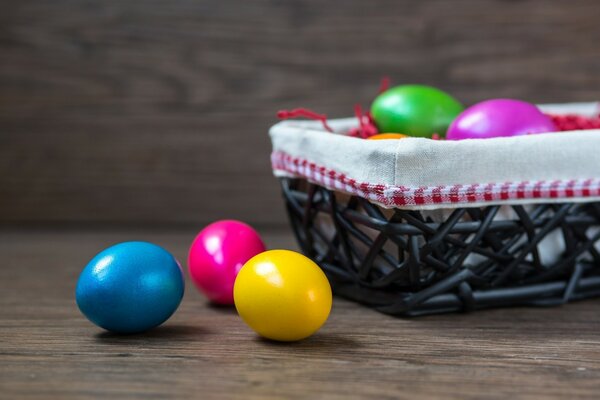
[271, 151, 600, 208]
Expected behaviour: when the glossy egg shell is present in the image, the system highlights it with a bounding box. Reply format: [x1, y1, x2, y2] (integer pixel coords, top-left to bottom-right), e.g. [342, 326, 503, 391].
[233, 249, 332, 342]
[446, 99, 557, 140]
[75, 241, 185, 334]
[370, 85, 464, 138]
[188, 220, 266, 305]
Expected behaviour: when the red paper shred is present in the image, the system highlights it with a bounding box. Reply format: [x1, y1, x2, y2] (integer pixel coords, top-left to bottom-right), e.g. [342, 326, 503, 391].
[278, 78, 392, 139]
[347, 104, 379, 139]
[348, 78, 392, 138]
[547, 114, 600, 131]
[277, 108, 334, 132]
[378, 76, 391, 94]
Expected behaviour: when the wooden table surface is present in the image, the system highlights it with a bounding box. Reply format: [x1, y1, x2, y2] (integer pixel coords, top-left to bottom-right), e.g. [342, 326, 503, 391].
[1, 227, 600, 399]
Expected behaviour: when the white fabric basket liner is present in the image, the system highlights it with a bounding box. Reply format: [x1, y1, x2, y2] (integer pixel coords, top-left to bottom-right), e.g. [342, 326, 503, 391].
[270, 102, 600, 210]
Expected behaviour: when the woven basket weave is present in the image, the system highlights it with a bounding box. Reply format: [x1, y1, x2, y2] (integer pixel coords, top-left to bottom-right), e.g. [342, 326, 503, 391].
[281, 178, 600, 316]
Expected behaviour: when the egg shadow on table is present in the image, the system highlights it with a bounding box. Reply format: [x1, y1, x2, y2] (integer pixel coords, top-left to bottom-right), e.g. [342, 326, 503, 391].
[206, 301, 238, 314]
[255, 332, 361, 351]
[94, 324, 210, 344]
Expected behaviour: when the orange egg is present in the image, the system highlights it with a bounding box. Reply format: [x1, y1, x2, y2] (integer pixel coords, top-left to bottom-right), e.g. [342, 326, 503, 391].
[366, 133, 409, 140]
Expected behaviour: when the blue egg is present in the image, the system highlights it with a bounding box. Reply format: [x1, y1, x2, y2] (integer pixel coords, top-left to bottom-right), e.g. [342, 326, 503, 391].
[76, 241, 185, 334]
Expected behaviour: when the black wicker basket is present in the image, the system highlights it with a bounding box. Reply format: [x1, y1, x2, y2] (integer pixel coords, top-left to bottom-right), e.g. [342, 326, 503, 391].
[281, 178, 600, 316]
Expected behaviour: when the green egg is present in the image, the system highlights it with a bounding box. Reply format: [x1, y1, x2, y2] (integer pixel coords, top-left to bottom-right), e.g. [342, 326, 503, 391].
[370, 85, 464, 138]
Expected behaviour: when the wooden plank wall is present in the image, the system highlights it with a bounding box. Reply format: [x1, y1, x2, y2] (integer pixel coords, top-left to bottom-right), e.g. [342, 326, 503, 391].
[1, 0, 599, 227]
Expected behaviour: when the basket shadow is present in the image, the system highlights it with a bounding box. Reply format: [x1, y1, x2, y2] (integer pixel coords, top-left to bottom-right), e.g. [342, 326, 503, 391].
[401, 299, 600, 340]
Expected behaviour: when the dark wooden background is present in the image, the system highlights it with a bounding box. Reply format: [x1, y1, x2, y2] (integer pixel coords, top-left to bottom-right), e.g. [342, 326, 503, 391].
[2, 0, 600, 228]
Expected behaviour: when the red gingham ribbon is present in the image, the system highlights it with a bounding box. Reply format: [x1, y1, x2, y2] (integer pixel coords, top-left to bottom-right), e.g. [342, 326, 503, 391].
[271, 151, 600, 208]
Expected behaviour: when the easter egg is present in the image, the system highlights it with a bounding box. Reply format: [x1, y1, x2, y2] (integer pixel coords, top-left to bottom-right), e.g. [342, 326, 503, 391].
[188, 220, 266, 305]
[370, 85, 464, 138]
[233, 250, 332, 342]
[367, 133, 409, 140]
[446, 99, 557, 140]
[76, 242, 185, 334]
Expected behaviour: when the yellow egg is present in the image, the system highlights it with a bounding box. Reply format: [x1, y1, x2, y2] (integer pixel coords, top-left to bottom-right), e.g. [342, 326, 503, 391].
[366, 133, 409, 140]
[233, 250, 332, 341]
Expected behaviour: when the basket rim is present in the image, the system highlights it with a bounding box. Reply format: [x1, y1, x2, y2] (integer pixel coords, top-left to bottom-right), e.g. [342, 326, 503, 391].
[272, 152, 600, 210]
[270, 102, 600, 210]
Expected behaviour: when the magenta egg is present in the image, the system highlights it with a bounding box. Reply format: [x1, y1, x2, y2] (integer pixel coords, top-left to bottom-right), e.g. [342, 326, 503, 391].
[188, 220, 266, 304]
[446, 99, 557, 140]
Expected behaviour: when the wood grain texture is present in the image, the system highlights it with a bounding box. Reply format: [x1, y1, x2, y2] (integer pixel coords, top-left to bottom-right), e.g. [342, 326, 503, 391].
[1, 0, 600, 226]
[1, 228, 600, 399]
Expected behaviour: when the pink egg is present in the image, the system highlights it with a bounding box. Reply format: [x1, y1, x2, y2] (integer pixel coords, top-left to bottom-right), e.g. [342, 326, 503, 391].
[446, 99, 557, 140]
[188, 220, 266, 304]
